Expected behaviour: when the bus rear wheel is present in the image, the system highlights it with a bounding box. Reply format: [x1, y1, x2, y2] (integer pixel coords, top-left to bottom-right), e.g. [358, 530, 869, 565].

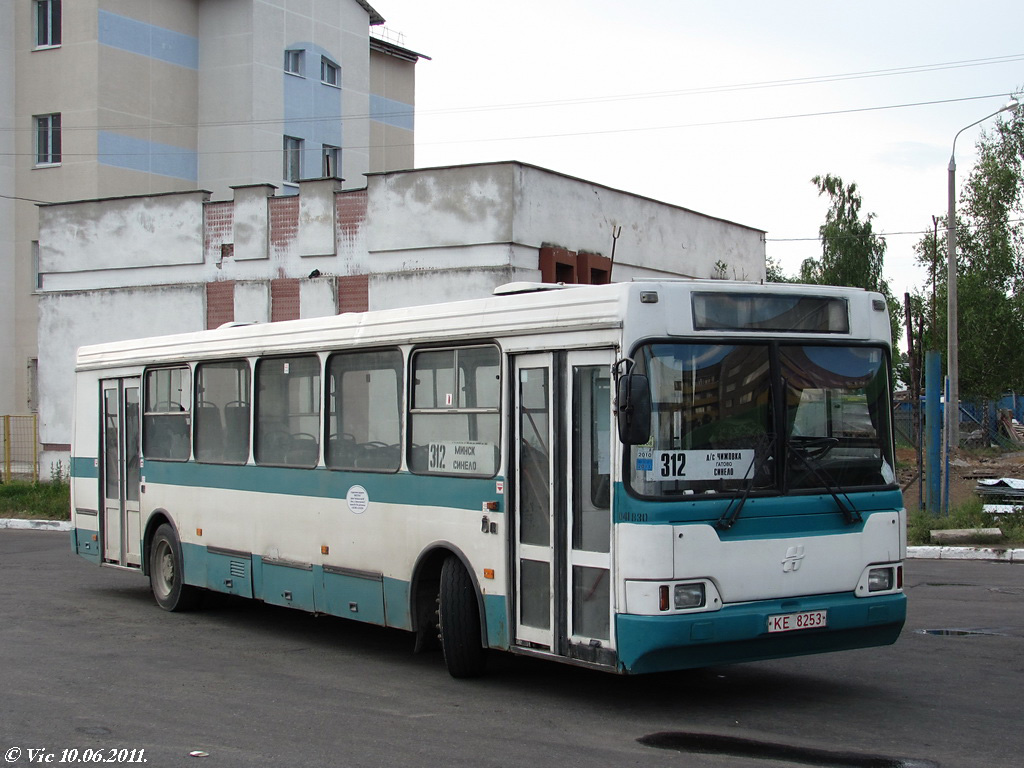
[149, 523, 202, 612]
[438, 555, 486, 678]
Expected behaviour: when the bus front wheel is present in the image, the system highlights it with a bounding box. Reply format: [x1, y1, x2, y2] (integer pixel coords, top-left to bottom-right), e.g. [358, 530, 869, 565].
[149, 523, 202, 612]
[438, 555, 486, 678]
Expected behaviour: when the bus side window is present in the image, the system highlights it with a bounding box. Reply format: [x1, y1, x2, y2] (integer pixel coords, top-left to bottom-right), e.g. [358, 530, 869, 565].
[254, 355, 321, 467]
[325, 349, 402, 472]
[409, 345, 500, 476]
[143, 367, 192, 461]
[195, 361, 250, 464]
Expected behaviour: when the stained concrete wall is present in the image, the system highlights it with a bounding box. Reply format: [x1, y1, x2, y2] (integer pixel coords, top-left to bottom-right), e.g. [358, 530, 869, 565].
[36, 161, 765, 466]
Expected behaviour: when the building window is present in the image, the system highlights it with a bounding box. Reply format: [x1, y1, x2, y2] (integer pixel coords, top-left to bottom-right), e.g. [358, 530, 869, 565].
[35, 113, 61, 166]
[322, 145, 340, 178]
[284, 49, 303, 76]
[321, 56, 339, 87]
[35, 0, 61, 48]
[283, 135, 302, 183]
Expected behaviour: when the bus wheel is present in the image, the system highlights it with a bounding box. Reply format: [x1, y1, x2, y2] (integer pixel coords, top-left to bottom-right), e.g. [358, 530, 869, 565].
[149, 523, 202, 612]
[438, 554, 486, 678]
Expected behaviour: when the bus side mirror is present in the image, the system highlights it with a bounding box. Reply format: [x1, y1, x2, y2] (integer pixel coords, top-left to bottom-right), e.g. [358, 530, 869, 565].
[616, 374, 651, 445]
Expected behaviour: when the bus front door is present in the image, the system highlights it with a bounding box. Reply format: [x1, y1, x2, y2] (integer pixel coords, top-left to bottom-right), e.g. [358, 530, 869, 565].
[512, 351, 615, 665]
[101, 378, 142, 567]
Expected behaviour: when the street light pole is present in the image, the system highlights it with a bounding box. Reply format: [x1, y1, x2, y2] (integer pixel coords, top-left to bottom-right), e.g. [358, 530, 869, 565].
[945, 98, 1018, 475]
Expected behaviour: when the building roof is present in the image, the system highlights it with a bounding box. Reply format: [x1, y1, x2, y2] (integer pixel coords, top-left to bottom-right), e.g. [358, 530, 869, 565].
[356, 0, 385, 26]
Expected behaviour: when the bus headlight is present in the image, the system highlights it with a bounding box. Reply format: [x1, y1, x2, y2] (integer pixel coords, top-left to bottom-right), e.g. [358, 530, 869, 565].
[867, 567, 894, 592]
[856, 563, 903, 596]
[629, 579, 721, 615]
[674, 583, 706, 609]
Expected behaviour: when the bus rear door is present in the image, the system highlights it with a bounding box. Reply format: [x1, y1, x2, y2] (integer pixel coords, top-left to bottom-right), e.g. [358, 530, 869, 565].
[100, 378, 142, 567]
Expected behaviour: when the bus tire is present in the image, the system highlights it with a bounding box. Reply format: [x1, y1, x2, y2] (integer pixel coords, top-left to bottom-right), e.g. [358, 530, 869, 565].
[438, 554, 486, 678]
[149, 523, 202, 612]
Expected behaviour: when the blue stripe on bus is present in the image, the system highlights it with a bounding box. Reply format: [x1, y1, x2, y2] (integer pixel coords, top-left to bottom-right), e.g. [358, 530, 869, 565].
[616, 591, 906, 674]
[141, 460, 504, 512]
[71, 456, 98, 479]
[181, 540, 510, 647]
[614, 483, 904, 538]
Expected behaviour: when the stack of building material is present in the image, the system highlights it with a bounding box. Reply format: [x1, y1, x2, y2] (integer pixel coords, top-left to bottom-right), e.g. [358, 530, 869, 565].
[976, 477, 1024, 514]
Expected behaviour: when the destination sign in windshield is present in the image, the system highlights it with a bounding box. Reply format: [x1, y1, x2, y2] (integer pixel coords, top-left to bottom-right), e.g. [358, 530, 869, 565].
[644, 449, 755, 483]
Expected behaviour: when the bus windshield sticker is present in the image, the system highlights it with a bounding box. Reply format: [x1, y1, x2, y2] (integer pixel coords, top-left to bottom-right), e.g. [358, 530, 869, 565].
[346, 485, 369, 514]
[635, 438, 654, 472]
[646, 449, 755, 483]
[427, 441, 495, 475]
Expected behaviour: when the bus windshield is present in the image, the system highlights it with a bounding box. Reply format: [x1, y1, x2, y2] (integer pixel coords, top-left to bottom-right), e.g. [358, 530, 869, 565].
[626, 342, 895, 498]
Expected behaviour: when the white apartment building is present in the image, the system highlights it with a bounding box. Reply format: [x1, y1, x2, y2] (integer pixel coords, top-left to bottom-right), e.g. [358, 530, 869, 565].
[0, 0, 423, 427]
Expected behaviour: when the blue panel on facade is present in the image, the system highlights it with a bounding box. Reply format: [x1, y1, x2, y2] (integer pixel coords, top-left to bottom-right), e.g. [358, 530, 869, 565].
[98, 131, 198, 182]
[283, 42, 343, 181]
[98, 10, 199, 69]
[370, 95, 414, 131]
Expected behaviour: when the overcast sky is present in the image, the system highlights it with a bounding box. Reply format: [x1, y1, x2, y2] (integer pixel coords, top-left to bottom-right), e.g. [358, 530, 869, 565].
[373, 0, 1023, 300]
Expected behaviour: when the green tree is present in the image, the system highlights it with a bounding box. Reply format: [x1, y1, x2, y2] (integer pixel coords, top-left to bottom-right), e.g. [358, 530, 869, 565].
[764, 253, 792, 283]
[954, 111, 1024, 400]
[803, 174, 890, 293]
[802, 174, 903, 379]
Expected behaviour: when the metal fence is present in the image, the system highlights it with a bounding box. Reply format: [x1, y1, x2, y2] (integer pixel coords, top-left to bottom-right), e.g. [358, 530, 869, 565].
[894, 396, 1024, 450]
[2, 415, 39, 483]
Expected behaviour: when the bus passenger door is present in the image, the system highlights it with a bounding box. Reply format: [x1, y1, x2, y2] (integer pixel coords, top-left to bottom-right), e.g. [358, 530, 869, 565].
[565, 351, 614, 663]
[101, 378, 142, 567]
[512, 351, 615, 662]
[513, 355, 556, 650]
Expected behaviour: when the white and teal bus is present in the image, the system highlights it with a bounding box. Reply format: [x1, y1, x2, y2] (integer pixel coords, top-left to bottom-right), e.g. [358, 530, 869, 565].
[70, 280, 906, 677]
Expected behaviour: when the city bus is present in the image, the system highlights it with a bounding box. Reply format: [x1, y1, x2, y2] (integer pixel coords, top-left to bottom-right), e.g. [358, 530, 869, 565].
[69, 280, 906, 677]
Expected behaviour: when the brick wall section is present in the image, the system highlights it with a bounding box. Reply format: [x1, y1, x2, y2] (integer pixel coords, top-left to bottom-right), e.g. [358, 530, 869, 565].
[577, 252, 612, 284]
[206, 281, 235, 329]
[271, 278, 301, 322]
[203, 201, 234, 262]
[269, 195, 300, 253]
[539, 246, 578, 283]
[540, 246, 611, 285]
[336, 189, 367, 242]
[337, 274, 369, 313]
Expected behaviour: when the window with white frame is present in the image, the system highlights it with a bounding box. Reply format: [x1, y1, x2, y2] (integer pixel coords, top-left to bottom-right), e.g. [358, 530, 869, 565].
[35, 113, 61, 166]
[321, 56, 340, 87]
[35, 0, 61, 47]
[283, 136, 303, 183]
[322, 145, 340, 178]
[284, 49, 303, 76]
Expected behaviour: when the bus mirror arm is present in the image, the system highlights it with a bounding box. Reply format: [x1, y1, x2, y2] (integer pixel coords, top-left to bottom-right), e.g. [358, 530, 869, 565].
[616, 373, 651, 445]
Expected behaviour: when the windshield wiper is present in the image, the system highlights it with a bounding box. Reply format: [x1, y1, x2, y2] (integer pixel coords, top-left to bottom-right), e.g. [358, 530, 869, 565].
[786, 443, 863, 525]
[716, 434, 774, 530]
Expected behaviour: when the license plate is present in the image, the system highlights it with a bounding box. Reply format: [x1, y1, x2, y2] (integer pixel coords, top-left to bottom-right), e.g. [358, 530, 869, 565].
[766, 609, 828, 633]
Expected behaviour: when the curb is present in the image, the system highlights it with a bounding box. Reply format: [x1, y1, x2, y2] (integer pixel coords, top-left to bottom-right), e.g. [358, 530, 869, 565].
[0, 518, 72, 532]
[3, 520, 1023, 563]
[907, 545, 1024, 563]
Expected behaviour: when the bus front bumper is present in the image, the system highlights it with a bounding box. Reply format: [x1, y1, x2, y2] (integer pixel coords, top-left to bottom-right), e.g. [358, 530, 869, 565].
[615, 591, 906, 674]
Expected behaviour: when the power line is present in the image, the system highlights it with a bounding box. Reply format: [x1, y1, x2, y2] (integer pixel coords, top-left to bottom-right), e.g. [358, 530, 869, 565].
[1, 52, 1021, 135]
[0, 91, 1014, 160]
[767, 217, 1024, 243]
